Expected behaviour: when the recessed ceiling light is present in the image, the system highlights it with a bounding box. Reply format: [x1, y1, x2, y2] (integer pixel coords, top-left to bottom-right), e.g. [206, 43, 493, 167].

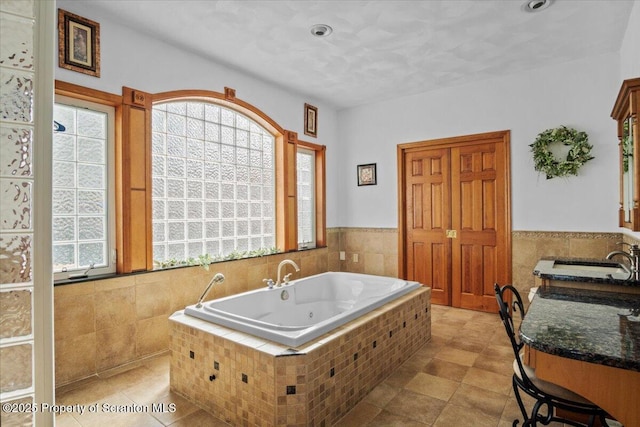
[523, 0, 553, 12]
[310, 24, 333, 37]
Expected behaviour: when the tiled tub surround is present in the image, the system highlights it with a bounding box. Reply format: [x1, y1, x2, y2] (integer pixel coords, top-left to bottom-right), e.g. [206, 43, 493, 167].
[54, 249, 329, 385]
[170, 287, 431, 426]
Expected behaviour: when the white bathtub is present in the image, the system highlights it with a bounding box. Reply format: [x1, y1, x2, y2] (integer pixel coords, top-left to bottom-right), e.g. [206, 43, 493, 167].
[183, 272, 422, 347]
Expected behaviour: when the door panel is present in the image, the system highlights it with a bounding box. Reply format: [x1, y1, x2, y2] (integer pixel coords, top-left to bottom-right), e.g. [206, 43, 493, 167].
[399, 131, 510, 313]
[404, 149, 451, 306]
[451, 142, 507, 312]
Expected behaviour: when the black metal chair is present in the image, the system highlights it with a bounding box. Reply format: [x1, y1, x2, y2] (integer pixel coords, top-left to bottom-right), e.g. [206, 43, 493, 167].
[493, 283, 613, 427]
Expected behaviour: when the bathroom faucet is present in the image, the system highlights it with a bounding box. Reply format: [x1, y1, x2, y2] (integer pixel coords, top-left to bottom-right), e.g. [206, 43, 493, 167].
[276, 259, 300, 287]
[195, 273, 225, 307]
[606, 242, 640, 281]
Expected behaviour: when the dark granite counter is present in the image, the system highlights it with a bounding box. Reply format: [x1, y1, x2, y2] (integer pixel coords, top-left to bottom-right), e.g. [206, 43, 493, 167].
[533, 257, 640, 287]
[520, 286, 640, 372]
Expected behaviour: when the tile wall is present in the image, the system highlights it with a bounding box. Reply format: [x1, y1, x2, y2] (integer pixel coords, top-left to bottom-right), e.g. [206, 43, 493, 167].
[170, 287, 431, 426]
[0, 0, 36, 425]
[54, 248, 329, 385]
[53, 227, 635, 386]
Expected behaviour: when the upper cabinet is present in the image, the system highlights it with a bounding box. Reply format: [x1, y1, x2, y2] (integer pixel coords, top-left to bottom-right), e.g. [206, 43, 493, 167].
[612, 78, 640, 231]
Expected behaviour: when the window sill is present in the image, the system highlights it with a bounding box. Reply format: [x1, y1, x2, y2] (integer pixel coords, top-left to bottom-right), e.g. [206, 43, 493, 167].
[53, 246, 329, 287]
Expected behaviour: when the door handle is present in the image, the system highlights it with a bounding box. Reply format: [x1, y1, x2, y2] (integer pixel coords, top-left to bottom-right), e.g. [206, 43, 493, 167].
[446, 229, 457, 239]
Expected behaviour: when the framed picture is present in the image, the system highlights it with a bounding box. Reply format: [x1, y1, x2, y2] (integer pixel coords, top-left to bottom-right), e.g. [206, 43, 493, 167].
[58, 9, 100, 77]
[304, 103, 318, 138]
[357, 163, 377, 186]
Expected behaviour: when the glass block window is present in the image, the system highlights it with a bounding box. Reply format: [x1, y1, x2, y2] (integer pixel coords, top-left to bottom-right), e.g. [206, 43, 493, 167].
[52, 98, 115, 277]
[151, 101, 276, 264]
[297, 148, 315, 249]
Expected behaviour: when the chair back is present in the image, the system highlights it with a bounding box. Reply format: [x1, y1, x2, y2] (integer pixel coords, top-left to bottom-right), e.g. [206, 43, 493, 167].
[493, 283, 534, 388]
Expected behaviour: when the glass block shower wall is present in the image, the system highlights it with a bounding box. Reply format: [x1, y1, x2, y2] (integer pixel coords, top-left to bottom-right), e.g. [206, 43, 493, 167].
[0, 0, 37, 424]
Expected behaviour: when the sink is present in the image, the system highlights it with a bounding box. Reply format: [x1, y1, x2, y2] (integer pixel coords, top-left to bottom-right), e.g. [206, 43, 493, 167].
[552, 261, 629, 276]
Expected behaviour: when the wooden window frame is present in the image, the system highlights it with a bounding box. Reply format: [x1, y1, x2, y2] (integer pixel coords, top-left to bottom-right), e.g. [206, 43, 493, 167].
[297, 140, 326, 248]
[55, 81, 327, 276]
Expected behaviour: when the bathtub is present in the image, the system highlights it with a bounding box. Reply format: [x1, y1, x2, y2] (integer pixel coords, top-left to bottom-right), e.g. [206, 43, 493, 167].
[183, 271, 422, 347]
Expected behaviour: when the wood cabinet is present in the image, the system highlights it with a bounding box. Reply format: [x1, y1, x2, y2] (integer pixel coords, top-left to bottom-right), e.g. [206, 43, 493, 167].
[612, 77, 640, 231]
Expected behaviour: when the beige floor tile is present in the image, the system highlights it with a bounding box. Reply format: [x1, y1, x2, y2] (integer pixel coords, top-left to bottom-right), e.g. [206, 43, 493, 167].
[362, 381, 401, 408]
[472, 353, 514, 376]
[147, 392, 200, 425]
[481, 343, 515, 361]
[119, 374, 171, 404]
[442, 307, 477, 321]
[383, 389, 447, 425]
[334, 401, 382, 426]
[430, 323, 461, 339]
[433, 403, 500, 427]
[384, 365, 423, 389]
[447, 335, 487, 353]
[422, 358, 470, 382]
[55, 413, 82, 427]
[70, 393, 163, 427]
[448, 383, 509, 419]
[462, 367, 512, 396]
[56, 378, 119, 407]
[402, 352, 433, 372]
[434, 346, 479, 367]
[166, 409, 230, 426]
[368, 409, 430, 426]
[501, 396, 527, 425]
[404, 372, 459, 402]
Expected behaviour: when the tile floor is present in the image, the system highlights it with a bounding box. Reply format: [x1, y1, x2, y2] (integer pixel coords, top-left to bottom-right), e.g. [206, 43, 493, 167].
[54, 304, 558, 426]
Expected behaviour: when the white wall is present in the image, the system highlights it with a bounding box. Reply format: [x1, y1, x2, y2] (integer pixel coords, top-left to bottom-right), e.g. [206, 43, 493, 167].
[620, 1, 640, 80]
[337, 53, 621, 232]
[55, 1, 342, 227]
[57, 1, 636, 233]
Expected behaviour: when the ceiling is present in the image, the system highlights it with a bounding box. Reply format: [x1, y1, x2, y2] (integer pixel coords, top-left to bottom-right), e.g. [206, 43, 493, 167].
[81, 0, 634, 109]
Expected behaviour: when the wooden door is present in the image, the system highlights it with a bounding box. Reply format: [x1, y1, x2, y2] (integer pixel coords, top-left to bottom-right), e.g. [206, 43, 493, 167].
[398, 131, 511, 313]
[404, 148, 451, 306]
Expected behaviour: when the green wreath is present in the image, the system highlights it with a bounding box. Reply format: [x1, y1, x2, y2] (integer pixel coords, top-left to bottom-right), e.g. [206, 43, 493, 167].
[529, 126, 594, 179]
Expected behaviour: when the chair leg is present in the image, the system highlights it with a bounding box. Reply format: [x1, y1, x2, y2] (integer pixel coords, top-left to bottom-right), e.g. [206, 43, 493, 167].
[512, 376, 529, 426]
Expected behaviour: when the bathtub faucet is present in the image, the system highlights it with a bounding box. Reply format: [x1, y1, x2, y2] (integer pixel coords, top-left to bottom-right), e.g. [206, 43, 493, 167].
[606, 242, 640, 281]
[276, 259, 300, 287]
[195, 273, 225, 308]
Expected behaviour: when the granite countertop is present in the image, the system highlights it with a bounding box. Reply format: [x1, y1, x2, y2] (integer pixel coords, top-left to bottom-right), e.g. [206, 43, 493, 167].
[520, 286, 640, 372]
[533, 257, 640, 287]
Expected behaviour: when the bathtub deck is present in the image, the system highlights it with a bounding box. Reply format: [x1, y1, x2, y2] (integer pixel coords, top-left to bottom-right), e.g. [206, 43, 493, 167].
[169, 287, 431, 426]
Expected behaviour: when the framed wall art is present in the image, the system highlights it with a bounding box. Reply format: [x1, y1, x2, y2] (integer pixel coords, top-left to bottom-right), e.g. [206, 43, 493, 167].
[304, 103, 317, 138]
[357, 163, 377, 186]
[58, 9, 100, 77]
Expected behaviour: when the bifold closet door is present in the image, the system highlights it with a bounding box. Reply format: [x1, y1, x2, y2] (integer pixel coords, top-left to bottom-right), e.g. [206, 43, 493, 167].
[401, 131, 510, 313]
[404, 148, 452, 306]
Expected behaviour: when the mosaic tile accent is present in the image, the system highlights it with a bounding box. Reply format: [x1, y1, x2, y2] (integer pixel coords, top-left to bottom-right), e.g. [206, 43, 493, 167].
[0, 13, 34, 70]
[0, 125, 32, 177]
[0, 234, 31, 284]
[0, 343, 32, 392]
[0, 289, 31, 338]
[170, 287, 431, 426]
[0, 395, 33, 427]
[0, 178, 32, 230]
[0, 68, 34, 123]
